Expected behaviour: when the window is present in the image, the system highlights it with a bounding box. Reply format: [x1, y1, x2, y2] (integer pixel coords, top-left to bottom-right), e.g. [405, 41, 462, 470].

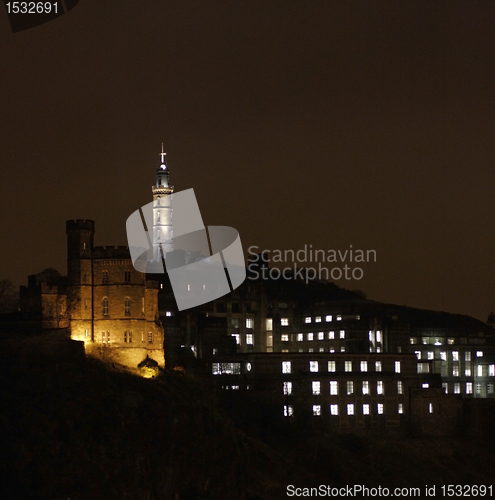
[166, 311, 172, 317]
[246, 318, 254, 329]
[488, 383, 494, 395]
[465, 367, 471, 377]
[318, 332, 324, 340]
[415, 351, 422, 360]
[305, 317, 311, 324]
[325, 315, 332, 322]
[347, 404, 354, 415]
[360, 361, 368, 372]
[246, 334, 253, 345]
[489, 365, 495, 377]
[319, 347, 324, 352]
[476, 383, 482, 395]
[307, 333, 314, 341]
[398, 403, 403, 414]
[477, 365, 483, 377]
[102, 297, 109, 316]
[397, 381, 403, 395]
[102, 271, 109, 284]
[310, 361, 318, 373]
[283, 405, 293, 417]
[377, 403, 384, 415]
[266, 319, 273, 330]
[124, 330, 129, 343]
[417, 363, 430, 373]
[281, 318, 289, 326]
[452, 351, 459, 361]
[124, 297, 131, 316]
[340, 346, 346, 352]
[448, 338, 455, 345]
[313, 405, 321, 416]
[282, 361, 291, 374]
[124, 270, 131, 283]
[428, 403, 433, 414]
[363, 404, 370, 415]
[376, 331, 382, 343]
[465, 351, 472, 361]
[312, 381, 321, 395]
[232, 334, 240, 345]
[315, 316, 321, 323]
[148, 332, 153, 344]
[454, 383, 460, 394]
[395, 361, 401, 373]
[440, 351, 447, 361]
[375, 361, 382, 372]
[453, 366, 459, 377]
[339, 330, 345, 339]
[328, 361, 336, 372]
[362, 381, 369, 395]
[336, 315, 342, 321]
[330, 404, 339, 415]
[328, 331, 335, 340]
[377, 381, 384, 395]
[212, 362, 241, 375]
[422, 383, 429, 389]
[476, 351, 483, 358]
[466, 382, 473, 394]
[409, 337, 417, 345]
[283, 381, 292, 395]
[281, 333, 289, 342]
[442, 383, 448, 394]
[347, 381, 354, 395]
[297, 333, 303, 341]
[427, 352, 434, 360]
[345, 361, 352, 372]
[330, 381, 338, 395]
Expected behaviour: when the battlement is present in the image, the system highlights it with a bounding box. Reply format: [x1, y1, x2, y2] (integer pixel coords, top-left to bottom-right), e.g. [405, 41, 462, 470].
[66, 219, 95, 232]
[92, 245, 131, 259]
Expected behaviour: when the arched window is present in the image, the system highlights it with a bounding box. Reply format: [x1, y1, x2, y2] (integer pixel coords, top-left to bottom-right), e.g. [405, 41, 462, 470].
[102, 297, 109, 316]
[124, 297, 131, 316]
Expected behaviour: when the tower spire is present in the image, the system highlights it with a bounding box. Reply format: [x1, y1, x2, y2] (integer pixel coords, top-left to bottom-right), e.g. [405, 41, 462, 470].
[160, 143, 167, 168]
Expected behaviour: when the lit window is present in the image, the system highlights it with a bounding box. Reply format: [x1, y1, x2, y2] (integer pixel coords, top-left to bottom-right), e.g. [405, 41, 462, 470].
[422, 337, 429, 345]
[340, 346, 346, 352]
[266, 319, 273, 330]
[313, 405, 321, 416]
[377, 403, 384, 415]
[489, 365, 495, 377]
[476, 383, 482, 394]
[415, 351, 421, 360]
[487, 383, 494, 395]
[283, 405, 293, 417]
[427, 352, 434, 360]
[307, 333, 314, 341]
[330, 381, 338, 395]
[454, 383, 460, 394]
[375, 361, 382, 372]
[409, 337, 417, 345]
[124, 297, 131, 316]
[476, 351, 483, 358]
[102, 297, 109, 316]
[422, 383, 429, 388]
[465, 367, 471, 377]
[305, 317, 311, 324]
[148, 332, 153, 344]
[232, 334, 240, 345]
[281, 333, 289, 342]
[339, 330, 345, 339]
[347, 403, 354, 415]
[281, 318, 289, 326]
[442, 383, 448, 394]
[395, 361, 401, 373]
[315, 316, 321, 323]
[329, 348, 335, 353]
[345, 361, 352, 372]
[165, 311, 172, 317]
[397, 381, 403, 394]
[312, 381, 321, 395]
[297, 333, 303, 341]
[363, 404, 370, 415]
[102, 271, 109, 284]
[246, 318, 254, 329]
[376, 331, 382, 343]
[360, 361, 368, 372]
[398, 403, 403, 414]
[448, 338, 455, 345]
[440, 351, 447, 361]
[453, 366, 459, 377]
[246, 334, 253, 345]
[477, 365, 483, 377]
[283, 381, 292, 395]
[466, 382, 473, 394]
[465, 351, 472, 361]
[428, 403, 433, 414]
[319, 347, 324, 352]
[347, 381, 354, 395]
[362, 381, 369, 395]
[336, 315, 342, 321]
[328, 361, 336, 372]
[377, 381, 383, 395]
[310, 361, 318, 373]
[330, 404, 339, 415]
[452, 351, 459, 361]
[325, 315, 332, 322]
[318, 332, 324, 340]
[417, 363, 430, 373]
[282, 361, 291, 374]
[328, 331, 335, 340]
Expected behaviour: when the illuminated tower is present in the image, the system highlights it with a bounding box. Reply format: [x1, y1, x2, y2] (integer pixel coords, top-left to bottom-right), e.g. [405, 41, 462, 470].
[152, 144, 174, 260]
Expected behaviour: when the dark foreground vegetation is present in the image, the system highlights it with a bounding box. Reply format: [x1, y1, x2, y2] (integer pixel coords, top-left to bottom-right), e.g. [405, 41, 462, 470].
[0, 332, 494, 500]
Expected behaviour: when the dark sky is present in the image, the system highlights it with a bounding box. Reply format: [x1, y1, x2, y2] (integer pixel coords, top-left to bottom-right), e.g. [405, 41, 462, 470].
[2, 1, 495, 321]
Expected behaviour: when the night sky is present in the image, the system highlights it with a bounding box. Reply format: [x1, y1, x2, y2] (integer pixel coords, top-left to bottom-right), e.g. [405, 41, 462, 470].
[2, 1, 495, 321]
